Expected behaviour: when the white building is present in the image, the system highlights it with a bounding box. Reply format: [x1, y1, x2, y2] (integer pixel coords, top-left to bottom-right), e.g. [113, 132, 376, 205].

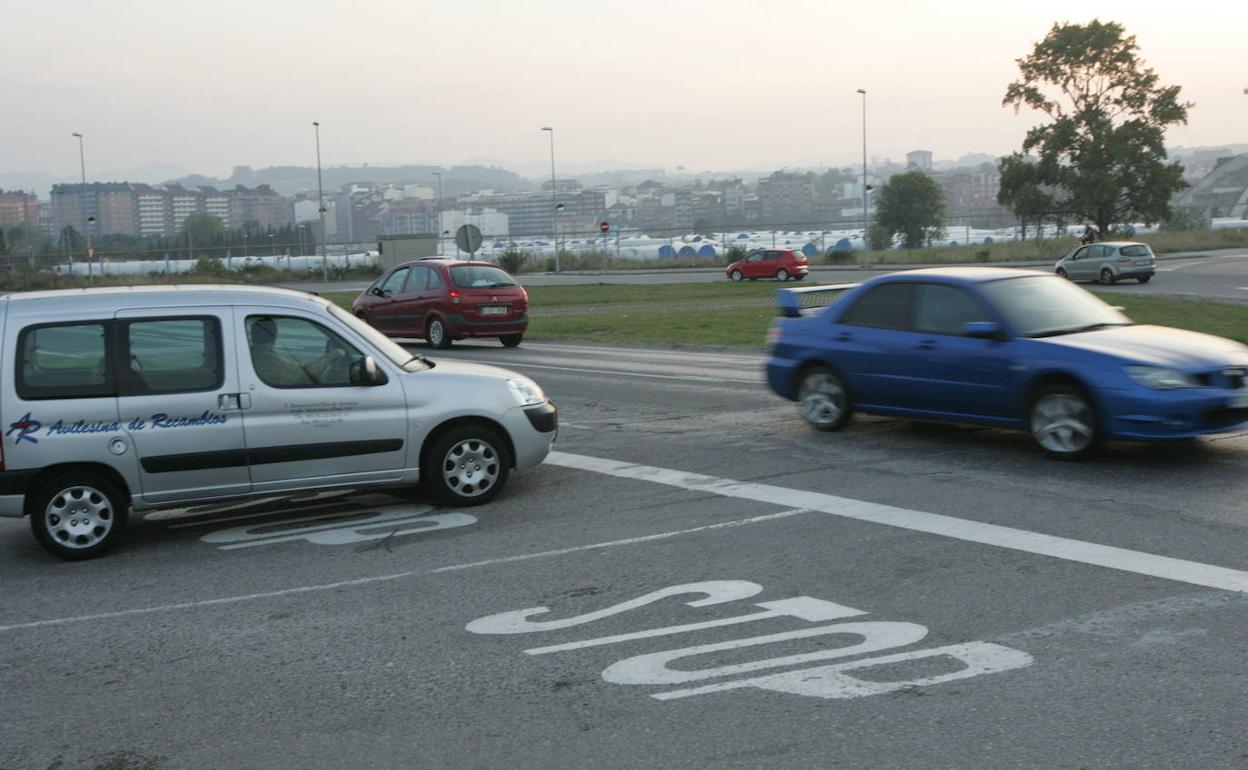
[439, 208, 509, 237]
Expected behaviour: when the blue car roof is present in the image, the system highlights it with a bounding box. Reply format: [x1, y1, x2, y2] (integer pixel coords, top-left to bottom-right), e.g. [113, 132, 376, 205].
[873, 267, 1047, 284]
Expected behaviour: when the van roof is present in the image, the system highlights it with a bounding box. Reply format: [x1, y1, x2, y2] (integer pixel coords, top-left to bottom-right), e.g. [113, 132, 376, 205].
[0, 284, 328, 312]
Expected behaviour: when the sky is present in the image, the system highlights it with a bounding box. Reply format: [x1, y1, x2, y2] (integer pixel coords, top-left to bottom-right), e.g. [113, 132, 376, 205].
[2, 0, 1246, 181]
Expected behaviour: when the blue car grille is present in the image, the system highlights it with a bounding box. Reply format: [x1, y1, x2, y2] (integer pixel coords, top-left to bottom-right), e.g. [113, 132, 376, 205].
[1195, 368, 1246, 389]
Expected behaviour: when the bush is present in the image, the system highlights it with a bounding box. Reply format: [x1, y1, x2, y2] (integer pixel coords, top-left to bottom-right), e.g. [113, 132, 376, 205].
[194, 255, 225, 275]
[497, 247, 530, 275]
[726, 245, 749, 262]
[826, 249, 855, 265]
[975, 249, 992, 263]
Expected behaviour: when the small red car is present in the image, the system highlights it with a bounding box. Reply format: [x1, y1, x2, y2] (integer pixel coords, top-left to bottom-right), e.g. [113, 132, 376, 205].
[726, 248, 810, 282]
[353, 258, 529, 349]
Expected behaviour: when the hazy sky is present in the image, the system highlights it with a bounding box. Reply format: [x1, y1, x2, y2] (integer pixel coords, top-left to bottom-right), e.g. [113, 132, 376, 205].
[4, 0, 1245, 179]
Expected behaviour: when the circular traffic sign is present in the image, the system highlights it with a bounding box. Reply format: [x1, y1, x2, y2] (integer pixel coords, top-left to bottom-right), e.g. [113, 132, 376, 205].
[599, 221, 610, 234]
[455, 224, 483, 255]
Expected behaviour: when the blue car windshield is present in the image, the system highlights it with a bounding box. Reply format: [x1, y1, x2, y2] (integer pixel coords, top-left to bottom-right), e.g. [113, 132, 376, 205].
[978, 275, 1132, 338]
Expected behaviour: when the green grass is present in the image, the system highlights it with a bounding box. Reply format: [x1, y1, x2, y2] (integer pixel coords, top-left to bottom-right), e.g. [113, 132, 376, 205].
[326, 284, 1248, 349]
[1092, 293, 1248, 345]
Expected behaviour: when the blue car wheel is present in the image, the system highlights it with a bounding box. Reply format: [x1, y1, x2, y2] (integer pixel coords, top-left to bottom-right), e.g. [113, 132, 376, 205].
[1029, 385, 1099, 459]
[798, 367, 852, 431]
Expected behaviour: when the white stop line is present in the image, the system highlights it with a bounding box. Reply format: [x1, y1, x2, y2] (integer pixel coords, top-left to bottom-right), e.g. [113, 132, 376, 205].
[545, 451, 1248, 594]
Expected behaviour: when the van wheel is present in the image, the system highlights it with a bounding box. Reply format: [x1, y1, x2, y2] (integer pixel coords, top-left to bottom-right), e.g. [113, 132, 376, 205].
[1056, 267, 1068, 279]
[427, 317, 452, 349]
[424, 426, 511, 505]
[28, 471, 129, 561]
[500, 334, 523, 348]
[1137, 275, 1152, 284]
[1099, 268, 1116, 285]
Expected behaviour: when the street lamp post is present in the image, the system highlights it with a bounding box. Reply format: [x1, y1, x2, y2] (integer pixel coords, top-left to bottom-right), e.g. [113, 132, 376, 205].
[86, 215, 96, 283]
[433, 171, 443, 254]
[314, 121, 328, 280]
[541, 127, 559, 272]
[856, 89, 869, 268]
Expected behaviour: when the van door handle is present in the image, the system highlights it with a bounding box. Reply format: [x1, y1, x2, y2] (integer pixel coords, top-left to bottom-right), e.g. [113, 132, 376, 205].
[218, 393, 251, 411]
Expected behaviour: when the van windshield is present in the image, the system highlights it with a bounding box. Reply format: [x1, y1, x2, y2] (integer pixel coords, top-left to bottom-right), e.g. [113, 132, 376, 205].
[327, 303, 430, 371]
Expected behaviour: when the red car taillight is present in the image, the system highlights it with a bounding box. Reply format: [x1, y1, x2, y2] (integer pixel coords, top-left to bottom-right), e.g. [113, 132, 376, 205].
[449, 290, 462, 305]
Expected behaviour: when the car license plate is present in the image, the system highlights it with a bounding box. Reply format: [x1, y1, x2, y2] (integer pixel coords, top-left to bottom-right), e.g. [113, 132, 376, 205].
[480, 306, 508, 316]
[1230, 392, 1248, 408]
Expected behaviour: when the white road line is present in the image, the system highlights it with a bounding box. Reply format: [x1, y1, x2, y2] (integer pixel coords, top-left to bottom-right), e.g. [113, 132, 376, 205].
[0, 508, 809, 633]
[545, 451, 1248, 594]
[442, 358, 761, 385]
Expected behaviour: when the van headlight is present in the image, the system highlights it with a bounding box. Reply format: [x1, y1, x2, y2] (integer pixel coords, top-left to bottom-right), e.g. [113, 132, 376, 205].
[507, 378, 546, 406]
[1125, 366, 1198, 390]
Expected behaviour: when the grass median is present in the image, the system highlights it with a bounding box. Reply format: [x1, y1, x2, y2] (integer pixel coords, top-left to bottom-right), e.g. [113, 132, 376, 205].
[323, 286, 1248, 349]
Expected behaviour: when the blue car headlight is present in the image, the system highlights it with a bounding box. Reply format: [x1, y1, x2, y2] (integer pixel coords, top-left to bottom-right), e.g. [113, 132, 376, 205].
[507, 377, 546, 407]
[1125, 366, 1199, 390]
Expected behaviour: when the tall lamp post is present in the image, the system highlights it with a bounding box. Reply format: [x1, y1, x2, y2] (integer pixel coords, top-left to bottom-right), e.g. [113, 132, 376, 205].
[541, 126, 559, 272]
[313, 121, 327, 280]
[433, 171, 443, 254]
[86, 215, 96, 283]
[72, 132, 91, 269]
[856, 89, 869, 268]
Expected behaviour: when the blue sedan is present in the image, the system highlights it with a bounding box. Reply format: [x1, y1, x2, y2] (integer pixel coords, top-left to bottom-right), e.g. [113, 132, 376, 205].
[765, 268, 1248, 459]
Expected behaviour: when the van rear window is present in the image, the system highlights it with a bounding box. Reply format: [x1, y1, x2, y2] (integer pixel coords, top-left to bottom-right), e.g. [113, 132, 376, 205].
[17, 323, 114, 400]
[1119, 245, 1152, 257]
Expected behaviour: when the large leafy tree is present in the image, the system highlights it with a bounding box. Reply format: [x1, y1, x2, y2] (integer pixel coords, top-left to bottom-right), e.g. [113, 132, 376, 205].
[1001, 20, 1189, 236]
[180, 212, 225, 244]
[873, 171, 946, 249]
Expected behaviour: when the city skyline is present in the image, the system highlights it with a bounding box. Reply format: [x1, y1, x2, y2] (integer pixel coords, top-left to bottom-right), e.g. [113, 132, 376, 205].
[3, 0, 1245, 181]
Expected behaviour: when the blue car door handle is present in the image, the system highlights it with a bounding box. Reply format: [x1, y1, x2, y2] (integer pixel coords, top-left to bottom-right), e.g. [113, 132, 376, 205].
[916, 340, 937, 351]
[834, 332, 852, 342]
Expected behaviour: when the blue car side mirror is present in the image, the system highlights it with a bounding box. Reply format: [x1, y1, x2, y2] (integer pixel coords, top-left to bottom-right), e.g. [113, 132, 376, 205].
[963, 321, 1004, 340]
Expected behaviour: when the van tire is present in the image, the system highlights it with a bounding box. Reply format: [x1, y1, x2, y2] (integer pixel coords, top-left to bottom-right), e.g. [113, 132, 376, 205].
[28, 471, 129, 561]
[424, 425, 511, 506]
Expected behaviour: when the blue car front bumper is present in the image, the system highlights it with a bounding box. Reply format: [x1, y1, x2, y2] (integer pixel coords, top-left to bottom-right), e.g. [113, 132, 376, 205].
[1103, 387, 1248, 441]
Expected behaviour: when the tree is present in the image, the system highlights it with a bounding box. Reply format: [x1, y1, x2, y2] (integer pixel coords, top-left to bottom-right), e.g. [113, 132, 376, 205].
[1002, 20, 1190, 236]
[0, 228, 7, 257]
[873, 171, 946, 248]
[58, 225, 83, 253]
[180, 212, 225, 244]
[997, 154, 1057, 240]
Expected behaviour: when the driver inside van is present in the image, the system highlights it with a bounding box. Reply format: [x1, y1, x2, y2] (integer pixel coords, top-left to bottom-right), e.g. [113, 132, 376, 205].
[248, 317, 343, 387]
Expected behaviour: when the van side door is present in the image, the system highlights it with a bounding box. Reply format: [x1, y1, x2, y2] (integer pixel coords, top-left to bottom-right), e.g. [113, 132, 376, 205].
[233, 308, 410, 493]
[114, 309, 252, 505]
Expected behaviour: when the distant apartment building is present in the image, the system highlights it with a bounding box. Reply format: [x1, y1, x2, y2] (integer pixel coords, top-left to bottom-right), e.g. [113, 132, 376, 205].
[929, 168, 1008, 224]
[0, 190, 38, 229]
[49, 183, 293, 236]
[470, 189, 608, 236]
[906, 150, 934, 171]
[1174, 154, 1248, 219]
[757, 173, 814, 224]
[50, 183, 137, 237]
[132, 184, 172, 236]
[378, 198, 437, 236]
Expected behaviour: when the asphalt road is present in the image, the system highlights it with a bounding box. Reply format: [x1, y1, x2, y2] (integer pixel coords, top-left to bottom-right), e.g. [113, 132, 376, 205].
[4, 341, 1248, 769]
[287, 248, 1248, 302]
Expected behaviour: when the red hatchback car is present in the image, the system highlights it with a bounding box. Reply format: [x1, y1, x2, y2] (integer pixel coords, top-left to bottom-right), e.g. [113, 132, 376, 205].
[725, 248, 810, 282]
[353, 258, 529, 349]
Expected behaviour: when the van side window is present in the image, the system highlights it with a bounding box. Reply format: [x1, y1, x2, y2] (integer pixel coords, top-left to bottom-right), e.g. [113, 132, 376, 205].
[246, 315, 364, 389]
[17, 323, 114, 400]
[122, 318, 223, 395]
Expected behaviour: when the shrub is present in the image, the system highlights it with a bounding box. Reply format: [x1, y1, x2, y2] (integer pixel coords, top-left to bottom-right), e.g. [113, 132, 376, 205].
[975, 249, 992, 263]
[497, 247, 530, 275]
[826, 249, 855, 265]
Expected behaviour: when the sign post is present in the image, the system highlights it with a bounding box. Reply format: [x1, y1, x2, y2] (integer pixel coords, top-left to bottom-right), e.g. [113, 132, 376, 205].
[600, 221, 610, 272]
[455, 224, 483, 259]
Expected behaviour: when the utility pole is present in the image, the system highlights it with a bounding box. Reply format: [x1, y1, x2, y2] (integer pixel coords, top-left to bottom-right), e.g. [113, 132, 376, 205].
[314, 121, 327, 280]
[542, 127, 559, 272]
[857, 89, 869, 268]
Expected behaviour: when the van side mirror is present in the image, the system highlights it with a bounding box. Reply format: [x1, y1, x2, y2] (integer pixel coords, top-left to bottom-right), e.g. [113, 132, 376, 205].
[963, 321, 1004, 340]
[350, 355, 386, 385]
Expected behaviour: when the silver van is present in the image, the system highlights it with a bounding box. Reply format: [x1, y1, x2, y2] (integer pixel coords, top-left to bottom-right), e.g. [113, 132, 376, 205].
[1054, 241, 1157, 285]
[0, 285, 557, 560]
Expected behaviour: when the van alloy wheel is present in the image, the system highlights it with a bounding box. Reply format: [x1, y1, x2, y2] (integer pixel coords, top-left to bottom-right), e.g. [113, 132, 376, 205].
[424, 425, 511, 505]
[442, 438, 500, 498]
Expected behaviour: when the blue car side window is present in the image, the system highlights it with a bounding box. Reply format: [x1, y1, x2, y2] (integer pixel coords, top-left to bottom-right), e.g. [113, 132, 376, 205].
[914, 285, 992, 336]
[840, 284, 915, 330]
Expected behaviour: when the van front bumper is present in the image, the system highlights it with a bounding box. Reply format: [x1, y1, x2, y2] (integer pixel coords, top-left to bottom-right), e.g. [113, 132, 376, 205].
[0, 470, 35, 517]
